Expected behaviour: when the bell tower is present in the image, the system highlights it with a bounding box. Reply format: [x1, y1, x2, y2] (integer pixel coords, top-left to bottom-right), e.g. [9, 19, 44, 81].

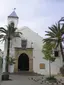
[8, 8, 19, 27]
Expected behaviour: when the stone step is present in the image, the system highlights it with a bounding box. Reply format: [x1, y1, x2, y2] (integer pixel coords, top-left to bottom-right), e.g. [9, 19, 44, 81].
[10, 71, 42, 76]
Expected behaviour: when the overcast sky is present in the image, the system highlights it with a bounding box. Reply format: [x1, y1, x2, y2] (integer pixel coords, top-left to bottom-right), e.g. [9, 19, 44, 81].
[0, 0, 64, 51]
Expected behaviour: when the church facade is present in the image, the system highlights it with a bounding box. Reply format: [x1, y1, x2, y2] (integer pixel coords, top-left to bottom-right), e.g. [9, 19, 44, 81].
[3, 11, 63, 75]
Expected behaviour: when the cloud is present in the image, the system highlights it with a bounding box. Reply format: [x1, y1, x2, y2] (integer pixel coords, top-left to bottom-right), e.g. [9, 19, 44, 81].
[0, 0, 64, 50]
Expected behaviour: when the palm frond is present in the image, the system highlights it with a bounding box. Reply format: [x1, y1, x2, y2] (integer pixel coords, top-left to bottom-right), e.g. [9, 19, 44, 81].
[0, 27, 7, 32]
[61, 24, 64, 35]
[45, 31, 56, 37]
[0, 34, 5, 39]
[43, 38, 58, 43]
[0, 29, 6, 34]
[49, 26, 58, 34]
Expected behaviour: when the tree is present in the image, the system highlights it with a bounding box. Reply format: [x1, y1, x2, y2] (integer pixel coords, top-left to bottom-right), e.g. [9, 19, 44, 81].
[0, 22, 22, 80]
[42, 42, 56, 77]
[44, 23, 64, 63]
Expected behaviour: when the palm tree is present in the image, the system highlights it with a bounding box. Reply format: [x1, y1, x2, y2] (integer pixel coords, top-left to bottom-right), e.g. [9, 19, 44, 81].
[0, 22, 22, 80]
[44, 23, 64, 62]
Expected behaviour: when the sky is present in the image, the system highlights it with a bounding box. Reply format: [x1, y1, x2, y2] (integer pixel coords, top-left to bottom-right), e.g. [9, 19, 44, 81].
[0, 0, 64, 51]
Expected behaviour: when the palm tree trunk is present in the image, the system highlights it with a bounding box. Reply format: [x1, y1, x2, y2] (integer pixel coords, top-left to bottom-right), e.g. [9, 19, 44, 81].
[60, 43, 64, 63]
[6, 38, 10, 72]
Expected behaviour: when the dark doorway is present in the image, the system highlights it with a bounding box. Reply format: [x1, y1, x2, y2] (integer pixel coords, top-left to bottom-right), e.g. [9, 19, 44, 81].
[18, 53, 29, 71]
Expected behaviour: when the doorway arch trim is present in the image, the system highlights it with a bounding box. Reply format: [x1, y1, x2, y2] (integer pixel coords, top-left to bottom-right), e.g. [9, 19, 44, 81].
[14, 48, 33, 72]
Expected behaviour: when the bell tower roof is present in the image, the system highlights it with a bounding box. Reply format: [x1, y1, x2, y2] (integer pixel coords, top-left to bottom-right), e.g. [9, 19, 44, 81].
[8, 10, 19, 18]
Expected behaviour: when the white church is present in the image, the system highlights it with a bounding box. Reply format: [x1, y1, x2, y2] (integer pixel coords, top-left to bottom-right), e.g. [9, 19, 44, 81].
[3, 10, 63, 75]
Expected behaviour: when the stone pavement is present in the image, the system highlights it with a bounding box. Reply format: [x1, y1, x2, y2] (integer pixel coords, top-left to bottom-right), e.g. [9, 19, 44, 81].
[1, 75, 43, 85]
[0, 74, 64, 85]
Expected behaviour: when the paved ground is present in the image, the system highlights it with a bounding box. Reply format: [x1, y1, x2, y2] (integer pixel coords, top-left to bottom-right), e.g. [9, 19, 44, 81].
[1, 75, 43, 85]
[0, 74, 64, 85]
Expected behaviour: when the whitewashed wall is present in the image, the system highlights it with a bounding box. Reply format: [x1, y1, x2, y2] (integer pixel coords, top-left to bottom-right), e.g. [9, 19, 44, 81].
[4, 27, 63, 75]
[18, 27, 63, 75]
[8, 17, 18, 27]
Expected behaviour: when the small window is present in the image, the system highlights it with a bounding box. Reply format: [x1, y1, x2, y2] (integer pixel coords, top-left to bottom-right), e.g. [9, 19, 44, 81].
[21, 40, 27, 49]
[54, 51, 59, 57]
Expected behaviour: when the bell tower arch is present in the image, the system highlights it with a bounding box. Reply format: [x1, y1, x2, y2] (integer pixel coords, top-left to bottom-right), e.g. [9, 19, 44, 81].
[7, 8, 19, 27]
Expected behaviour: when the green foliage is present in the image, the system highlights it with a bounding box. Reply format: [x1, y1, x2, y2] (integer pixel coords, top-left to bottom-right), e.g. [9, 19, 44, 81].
[42, 42, 56, 78]
[9, 57, 16, 65]
[43, 23, 64, 62]
[0, 22, 22, 42]
[0, 22, 22, 73]
[42, 42, 56, 62]
[44, 23, 63, 45]
[60, 65, 64, 76]
[46, 76, 57, 83]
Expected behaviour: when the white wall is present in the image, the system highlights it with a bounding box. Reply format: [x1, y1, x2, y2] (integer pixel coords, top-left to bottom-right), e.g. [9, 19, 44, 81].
[8, 17, 18, 27]
[19, 27, 49, 75]
[4, 26, 63, 75]
[19, 27, 63, 75]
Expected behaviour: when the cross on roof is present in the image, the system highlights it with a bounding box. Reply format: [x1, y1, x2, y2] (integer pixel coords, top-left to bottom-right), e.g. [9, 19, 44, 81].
[14, 8, 16, 11]
[8, 8, 19, 18]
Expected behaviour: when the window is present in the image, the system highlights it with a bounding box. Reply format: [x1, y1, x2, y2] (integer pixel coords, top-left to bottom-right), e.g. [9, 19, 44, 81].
[54, 51, 59, 57]
[21, 40, 27, 49]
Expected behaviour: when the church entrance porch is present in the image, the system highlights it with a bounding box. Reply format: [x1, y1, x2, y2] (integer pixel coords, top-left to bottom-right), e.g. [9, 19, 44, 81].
[18, 53, 29, 71]
[14, 48, 33, 72]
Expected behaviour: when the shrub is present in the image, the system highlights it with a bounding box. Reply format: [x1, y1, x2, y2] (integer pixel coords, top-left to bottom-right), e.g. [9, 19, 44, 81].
[60, 65, 64, 76]
[9, 57, 16, 65]
[46, 76, 57, 83]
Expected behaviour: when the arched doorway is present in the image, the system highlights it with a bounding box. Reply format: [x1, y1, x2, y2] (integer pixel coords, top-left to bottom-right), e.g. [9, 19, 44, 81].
[18, 53, 29, 71]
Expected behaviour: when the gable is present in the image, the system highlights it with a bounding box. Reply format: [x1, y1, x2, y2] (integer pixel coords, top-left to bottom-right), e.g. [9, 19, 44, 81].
[19, 27, 43, 49]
